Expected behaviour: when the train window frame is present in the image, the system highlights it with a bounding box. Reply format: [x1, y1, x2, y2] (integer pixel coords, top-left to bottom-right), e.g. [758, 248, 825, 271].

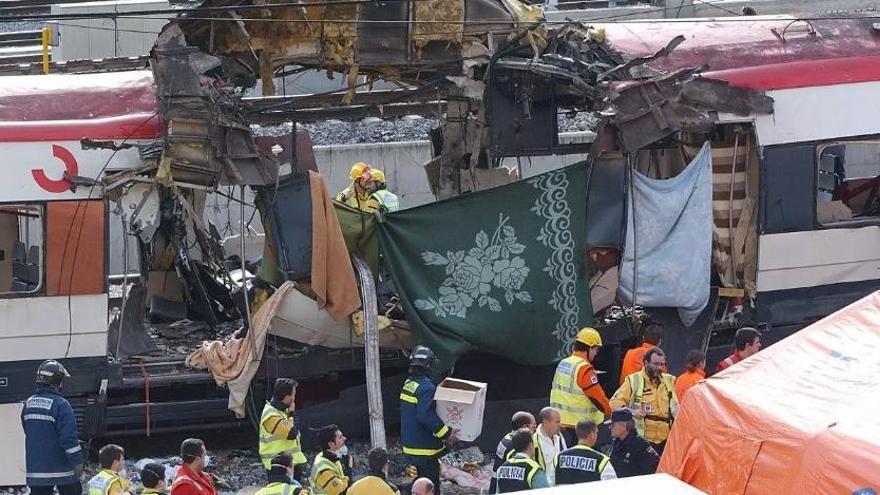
[816, 140, 880, 228]
[0, 203, 45, 297]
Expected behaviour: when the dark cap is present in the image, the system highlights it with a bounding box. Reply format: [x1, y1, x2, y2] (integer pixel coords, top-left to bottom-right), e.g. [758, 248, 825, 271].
[611, 408, 634, 422]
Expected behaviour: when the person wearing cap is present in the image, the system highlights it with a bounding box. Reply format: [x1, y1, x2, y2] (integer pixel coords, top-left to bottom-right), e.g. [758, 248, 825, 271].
[549, 327, 613, 447]
[399, 345, 458, 495]
[140, 463, 168, 495]
[715, 326, 762, 374]
[607, 409, 660, 478]
[336, 163, 398, 213]
[493, 429, 550, 493]
[259, 378, 307, 482]
[610, 347, 678, 453]
[21, 359, 84, 495]
[348, 447, 400, 495]
[256, 453, 306, 495]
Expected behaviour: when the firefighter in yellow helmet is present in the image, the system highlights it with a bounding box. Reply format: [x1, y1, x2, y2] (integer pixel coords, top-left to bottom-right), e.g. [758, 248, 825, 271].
[336, 163, 399, 213]
[549, 327, 613, 448]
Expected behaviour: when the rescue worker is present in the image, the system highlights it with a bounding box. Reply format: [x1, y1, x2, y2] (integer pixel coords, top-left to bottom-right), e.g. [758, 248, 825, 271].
[410, 479, 434, 495]
[88, 444, 132, 495]
[171, 439, 217, 495]
[255, 453, 306, 495]
[22, 359, 84, 495]
[532, 407, 566, 486]
[553, 420, 616, 484]
[675, 349, 706, 399]
[715, 326, 762, 374]
[348, 448, 400, 495]
[309, 425, 350, 495]
[619, 323, 663, 385]
[336, 163, 398, 213]
[549, 327, 612, 447]
[610, 347, 679, 454]
[489, 412, 536, 493]
[400, 345, 458, 495]
[140, 463, 168, 495]
[607, 409, 659, 478]
[494, 429, 550, 493]
[259, 378, 307, 482]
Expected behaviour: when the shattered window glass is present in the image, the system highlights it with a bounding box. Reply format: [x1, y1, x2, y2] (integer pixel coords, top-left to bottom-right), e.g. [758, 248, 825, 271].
[0, 204, 44, 295]
[817, 142, 880, 225]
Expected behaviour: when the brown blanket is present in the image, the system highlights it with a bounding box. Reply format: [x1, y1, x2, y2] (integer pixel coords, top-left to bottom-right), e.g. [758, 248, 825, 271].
[309, 170, 361, 320]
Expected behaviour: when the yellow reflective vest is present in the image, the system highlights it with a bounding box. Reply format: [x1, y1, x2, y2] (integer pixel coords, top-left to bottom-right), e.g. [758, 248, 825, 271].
[309, 452, 348, 495]
[254, 481, 303, 495]
[259, 403, 307, 469]
[614, 370, 679, 444]
[87, 470, 126, 495]
[550, 355, 604, 427]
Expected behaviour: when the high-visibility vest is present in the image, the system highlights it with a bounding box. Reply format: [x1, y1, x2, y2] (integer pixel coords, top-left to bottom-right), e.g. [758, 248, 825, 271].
[550, 355, 604, 426]
[625, 371, 679, 437]
[254, 481, 302, 495]
[88, 470, 123, 495]
[495, 455, 542, 493]
[309, 452, 346, 495]
[553, 444, 610, 485]
[259, 403, 307, 469]
[371, 190, 399, 212]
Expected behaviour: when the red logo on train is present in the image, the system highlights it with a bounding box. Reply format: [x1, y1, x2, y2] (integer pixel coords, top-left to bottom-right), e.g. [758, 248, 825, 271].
[32, 145, 78, 193]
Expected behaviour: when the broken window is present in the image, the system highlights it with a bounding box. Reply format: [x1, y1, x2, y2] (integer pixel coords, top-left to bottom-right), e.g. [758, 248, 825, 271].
[0, 204, 44, 295]
[817, 141, 880, 225]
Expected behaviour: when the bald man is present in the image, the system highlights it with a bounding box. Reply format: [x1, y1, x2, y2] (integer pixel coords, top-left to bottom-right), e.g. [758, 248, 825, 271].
[534, 407, 566, 485]
[490, 411, 536, 493]
[411, 478, 434, 495]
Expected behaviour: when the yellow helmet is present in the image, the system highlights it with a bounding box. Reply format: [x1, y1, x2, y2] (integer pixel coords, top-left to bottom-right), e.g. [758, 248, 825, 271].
[369, 169, 386, 183]
[349, 162, 371, 181]
[576, 327, 602, 347]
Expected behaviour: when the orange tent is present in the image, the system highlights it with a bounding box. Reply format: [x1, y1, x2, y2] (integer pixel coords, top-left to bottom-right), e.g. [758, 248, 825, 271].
[659, 291, 880, 493]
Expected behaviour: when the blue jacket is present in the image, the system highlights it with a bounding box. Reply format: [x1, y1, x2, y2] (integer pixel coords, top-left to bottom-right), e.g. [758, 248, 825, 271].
[21, 385, 83, 486]
[399, 373, 450, 459]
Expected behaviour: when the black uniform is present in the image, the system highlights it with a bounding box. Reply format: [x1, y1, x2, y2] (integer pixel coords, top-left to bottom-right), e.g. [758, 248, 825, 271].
[495, 455, 542, 493]
[553, 444, 611, 485]
[608, 431, 660, 478]
[489, 431, 515, 493]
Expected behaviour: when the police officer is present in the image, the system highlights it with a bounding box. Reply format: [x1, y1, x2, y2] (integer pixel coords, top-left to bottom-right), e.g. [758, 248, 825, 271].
[87, 444, 132, 495]
[607, 409, 660, 478]
[400, 346, 457, 495]
[494, 429, 550, 493]
[259, 378, 307, 482]
[553, 420, 616, 484]
[22, 360, 84, 495]
[255, 453, 306, 495]
[489, 411, 536, 493]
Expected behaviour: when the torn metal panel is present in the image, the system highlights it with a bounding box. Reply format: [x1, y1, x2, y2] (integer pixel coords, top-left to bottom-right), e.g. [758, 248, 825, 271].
[413, 0, 465, 49]
[357, 0, 408, 65]
[682, 77, 775, 116]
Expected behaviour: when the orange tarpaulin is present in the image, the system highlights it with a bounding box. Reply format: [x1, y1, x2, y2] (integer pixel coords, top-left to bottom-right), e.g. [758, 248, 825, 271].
[659, 291, 880, 493]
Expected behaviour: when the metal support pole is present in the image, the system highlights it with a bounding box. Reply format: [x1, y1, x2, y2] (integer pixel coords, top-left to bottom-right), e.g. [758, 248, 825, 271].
[41, 26, 50, 74]
[353, 256, 386, 450]
[240, 186, 255, 354]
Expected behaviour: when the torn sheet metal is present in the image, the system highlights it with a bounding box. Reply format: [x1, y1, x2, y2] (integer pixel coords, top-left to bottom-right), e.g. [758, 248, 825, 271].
[413, 0, 465, 49]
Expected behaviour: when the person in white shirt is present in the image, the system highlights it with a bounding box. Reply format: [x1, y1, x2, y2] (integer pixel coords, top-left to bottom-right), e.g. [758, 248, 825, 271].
[533, 407, 567, 485]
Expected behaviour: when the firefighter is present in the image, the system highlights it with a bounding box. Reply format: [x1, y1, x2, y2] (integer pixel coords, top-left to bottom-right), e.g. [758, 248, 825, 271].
[256, 453, 306, 495]
[610, 347, 679, 454]
[309, 425, 350, 495]
[489, 412, 536, 493]
[400, 345, 458, 495]
[348, 448, 400, 495]
[336, 163, 398, 213]
[553, 420, 616, 485]
[259, 378, 307, 482]
[549, 327, 612, 447]
[21, 359, 84, 495]
[493, 429, 550, 493]
[87, 444, 132, 495]
[607, 409, 660, 478]
[140, 463, 168, 495]
[171, 439, 217, 495]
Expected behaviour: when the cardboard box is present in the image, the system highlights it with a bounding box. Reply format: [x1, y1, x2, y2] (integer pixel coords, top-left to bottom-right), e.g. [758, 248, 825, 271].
[434, 378, 488, 442]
